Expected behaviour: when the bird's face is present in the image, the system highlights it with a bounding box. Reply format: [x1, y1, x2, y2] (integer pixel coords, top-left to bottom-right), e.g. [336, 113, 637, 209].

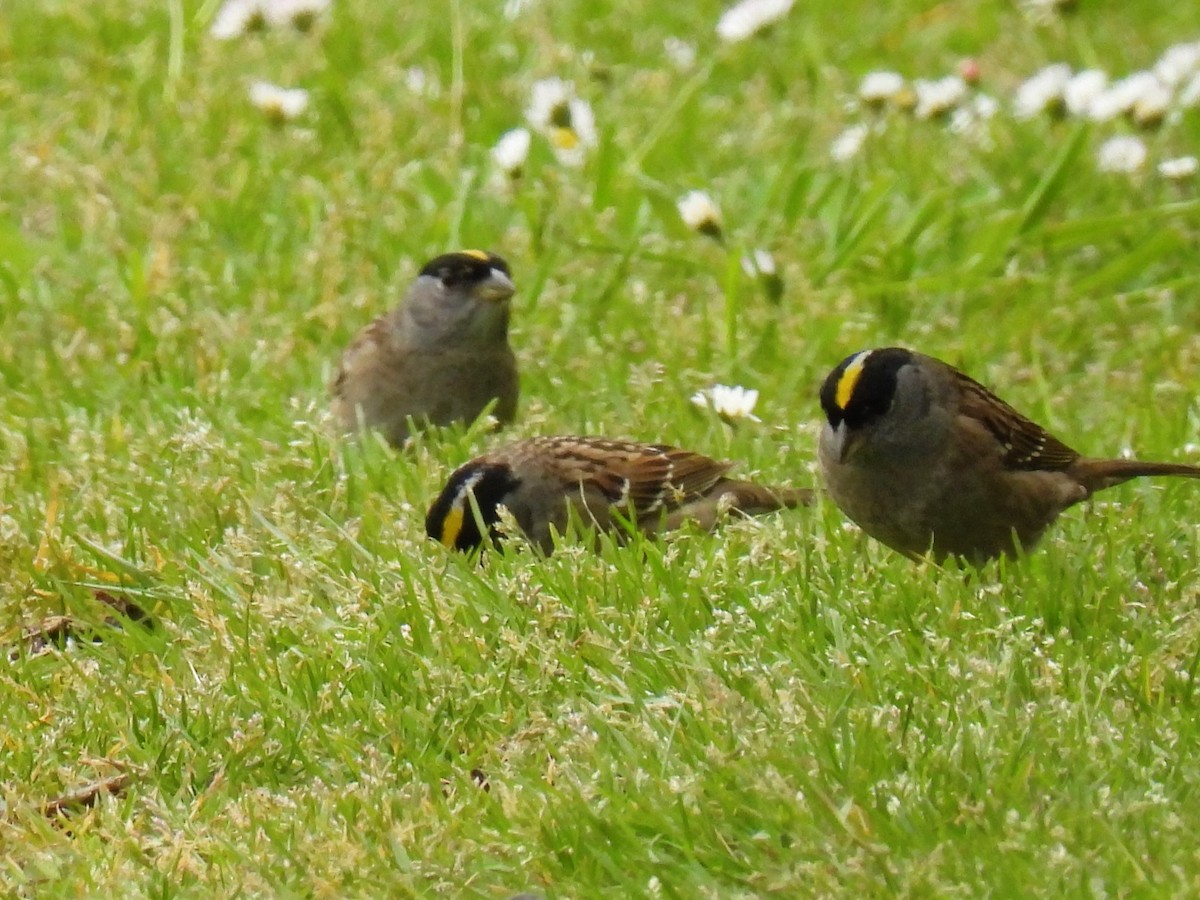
[410, 250, 515, 341]
[819, 347, 921, 464]
[425, 460, 521, 551]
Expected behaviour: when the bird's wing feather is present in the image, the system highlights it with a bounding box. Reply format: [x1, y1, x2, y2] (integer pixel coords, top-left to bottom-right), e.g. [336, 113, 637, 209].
[952, 369, 1080, 471]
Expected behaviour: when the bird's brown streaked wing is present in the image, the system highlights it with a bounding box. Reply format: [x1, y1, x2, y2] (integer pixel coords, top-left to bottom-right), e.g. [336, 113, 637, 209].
[952, 369, 1080, 471]
[526, 437, 732, 515]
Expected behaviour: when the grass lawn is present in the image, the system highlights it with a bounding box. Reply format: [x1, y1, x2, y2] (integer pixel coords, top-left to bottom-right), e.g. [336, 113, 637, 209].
[3, 0, 1200, 894]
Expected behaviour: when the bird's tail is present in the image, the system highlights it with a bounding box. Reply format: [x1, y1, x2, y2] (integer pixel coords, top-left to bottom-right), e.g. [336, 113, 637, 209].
[1075, 457, 1200, 493]
[660, 480, 812, 533]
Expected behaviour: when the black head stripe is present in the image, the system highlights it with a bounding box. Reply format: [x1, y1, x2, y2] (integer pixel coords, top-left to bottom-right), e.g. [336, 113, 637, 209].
[820, 347, 913, 429]
[418, 251, 510, 287]
[425, 461, 520, 551]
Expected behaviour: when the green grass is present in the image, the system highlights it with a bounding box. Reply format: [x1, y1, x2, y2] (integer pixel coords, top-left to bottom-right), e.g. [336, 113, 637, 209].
[3, 0, 1200, 895]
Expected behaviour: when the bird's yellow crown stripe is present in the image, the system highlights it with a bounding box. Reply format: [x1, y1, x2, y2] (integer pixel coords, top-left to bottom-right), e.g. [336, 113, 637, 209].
[462, 249, 489, 261]
[439, 506, 464, 547]
[835, 350, 872, 409]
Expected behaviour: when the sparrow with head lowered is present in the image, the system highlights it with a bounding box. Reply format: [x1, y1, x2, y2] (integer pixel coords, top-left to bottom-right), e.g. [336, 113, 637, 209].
[818, 347, 1200, 564]
[426, 435, 811, 553]
[331, 250, 518, 448]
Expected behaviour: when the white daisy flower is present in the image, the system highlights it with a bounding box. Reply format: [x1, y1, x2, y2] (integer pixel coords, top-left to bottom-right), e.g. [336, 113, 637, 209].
[1013, 63, 1071, 119]
[677, 190, 723, 238]
[210, 0, 268, 39]
[1180, 71, 1200, 107]
[1096, 135, 1147, 174]
[740, 248, 776, 278]
[249, 81, 310, 121]
[913, 76, 967, 119]
[691, 384, 762, 424]
[266, 0, 330, 30]
[1158, 155, 1199, 180]
[491, 128, 531, 178]
[949, 93, 999, 146]
[741, 249, 782, 301]
[1063, 69, 1108, 116]
[830, 124, 868, 162]
[1131, 79, 1173, 128]
[526, 78, 597, 166]
[664, 37, 697, 70]
[526, 77, 573, 131]
[715, 0, 794, 43]
[1154, 41, 1200, 87]
[1019, 0, 1075, 23]
[1088, 71, 1161, 122]
[858, 71, 907, 107]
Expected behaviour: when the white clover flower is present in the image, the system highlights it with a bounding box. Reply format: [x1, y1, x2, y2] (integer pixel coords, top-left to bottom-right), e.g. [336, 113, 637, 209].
[715, 0, 794, 43]
[210, 0, 268, 39]
[691, 384, 762, 424]
[1013, 63, 1072, 118]
[526, 78, 597, 166]
[830, 124, 868, 162]
[266, 0, 330, 30]
[249, 81, 310, 121]
[677, 190, 723, 238]
[1064, 69, 1107, 116]
[913, 76, 967, 119]
[1158, 155, 1199, 180]
[491, 128, 531, 178]
[1088, 71, 1161, 122]
[1096, 135, 1147, 174]
[858, 71, 907, 106]
[1155, 41, 1200, 86]
[664, 37, 697, 70]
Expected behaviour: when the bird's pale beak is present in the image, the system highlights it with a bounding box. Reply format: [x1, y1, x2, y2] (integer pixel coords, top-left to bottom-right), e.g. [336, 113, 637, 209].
[836, 422, 863, 464]
[475, 268, 516, 302]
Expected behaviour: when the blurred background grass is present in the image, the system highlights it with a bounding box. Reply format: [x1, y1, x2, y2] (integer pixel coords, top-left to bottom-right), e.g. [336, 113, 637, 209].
[2, 0, 1200, 895]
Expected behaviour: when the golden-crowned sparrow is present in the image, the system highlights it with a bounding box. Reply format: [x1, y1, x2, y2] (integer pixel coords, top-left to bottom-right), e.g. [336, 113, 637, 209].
[818, 347, 1200, 563]
[331, 250, 518, 447]
[426, 435, 811, 552]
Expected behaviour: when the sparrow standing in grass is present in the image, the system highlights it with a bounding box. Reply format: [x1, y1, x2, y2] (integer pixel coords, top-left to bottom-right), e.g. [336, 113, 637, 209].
[331, 250, 518, 447]
[426, 436, 811, 553]
[819, 347, 1200, 563]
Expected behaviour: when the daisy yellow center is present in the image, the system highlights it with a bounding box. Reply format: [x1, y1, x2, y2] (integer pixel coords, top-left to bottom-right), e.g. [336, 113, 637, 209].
[439, 505, 464, 547]
[550, 127, 580, 150]
[835, 350, 872, 410]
